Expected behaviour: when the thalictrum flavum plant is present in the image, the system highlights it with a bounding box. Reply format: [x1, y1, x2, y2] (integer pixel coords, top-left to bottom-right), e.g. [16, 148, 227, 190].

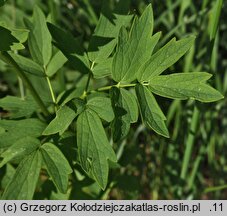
[0, 2, 223, 199]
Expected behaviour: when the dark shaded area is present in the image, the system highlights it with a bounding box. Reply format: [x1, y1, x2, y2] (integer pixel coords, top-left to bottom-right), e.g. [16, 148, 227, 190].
[0, 26, 19, 51]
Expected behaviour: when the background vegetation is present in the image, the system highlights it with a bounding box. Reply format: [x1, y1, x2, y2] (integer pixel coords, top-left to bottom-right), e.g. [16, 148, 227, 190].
[0, 0, 226, 199]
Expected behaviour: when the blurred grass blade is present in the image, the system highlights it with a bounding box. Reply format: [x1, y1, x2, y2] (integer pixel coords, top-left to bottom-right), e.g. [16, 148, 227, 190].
[204, 185, 227, 193]
[209, 0, 223, 41]
[180, 106, 199, 180]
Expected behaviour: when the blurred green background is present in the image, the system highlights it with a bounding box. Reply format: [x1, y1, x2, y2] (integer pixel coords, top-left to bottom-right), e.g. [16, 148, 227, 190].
[0, 0, 226, 199]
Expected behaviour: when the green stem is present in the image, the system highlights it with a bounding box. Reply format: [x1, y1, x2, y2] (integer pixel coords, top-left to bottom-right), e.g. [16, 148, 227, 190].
[95, 82, 149, 92]
[46, 76, 57, 107]
[18, 77, 25, 100]
[43, 66, 58, 111]
[85, 62, 150, 96]
[81, 61, 95, 99]
[0, 51, 49, 116]
[85, 73, 92, 93]
[95, 85, 113, 92]
[87, 62, 95, 91]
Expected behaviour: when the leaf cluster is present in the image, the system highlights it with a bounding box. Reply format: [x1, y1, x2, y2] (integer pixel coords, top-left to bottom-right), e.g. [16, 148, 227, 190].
[0, 3, 223, 199]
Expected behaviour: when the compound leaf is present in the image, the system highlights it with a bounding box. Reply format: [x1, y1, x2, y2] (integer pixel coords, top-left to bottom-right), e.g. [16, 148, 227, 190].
[2, 150, 42, 200]
[139, 36, 195, 81]
[40, 143, 72, 193]
[43, 105, 77, 135]
[110, 87, 138, 142]
[77, 109, 117, 189]
[136, 84, 169, 138]
[0, 137, 40, 168]
[112, 4, 159, 82]
[149, 72, 224, 102]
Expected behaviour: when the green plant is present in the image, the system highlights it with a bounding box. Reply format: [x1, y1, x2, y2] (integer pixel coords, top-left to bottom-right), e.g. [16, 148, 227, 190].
[0, 2, 224, 199]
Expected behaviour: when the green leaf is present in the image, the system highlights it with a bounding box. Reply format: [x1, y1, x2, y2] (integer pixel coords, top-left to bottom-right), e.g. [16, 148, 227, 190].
[138, 36, 195, 81]
[110, 87, 138, 142]
[77, 109, 117, 189]
[87, 96, 114, 122]
[27, 74, 52, 103]
[149, 72, 224, 102]
[112, 4, 160, 82]
[71, 98, 86, 115]
[0, 22, 28, 49]
[11, 28, 29, 44]
[26, 6, 52, 66]
[0, 95, 38, 118]
[10, 53, 45, 77]
[135, 84, 169, 138]
[88, 5, 133, 78]
[0, 118, 46, 149]
[57, 88, 84, 106]
[2, 151, 42, 199]
[40, 143, 72, 193]
[92, 58, 112, 78]
[1, 164, 16, 190]
[88, 13, 133, 63]
[46, 50, 67, 77]
[9, 28, 29, 50]
[92, 13, 132, 39]
[0, 137, 40, 168]
[43, 105, 77, 135]
[47, 23, 90, 74]
[0, 25, 22, 51]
